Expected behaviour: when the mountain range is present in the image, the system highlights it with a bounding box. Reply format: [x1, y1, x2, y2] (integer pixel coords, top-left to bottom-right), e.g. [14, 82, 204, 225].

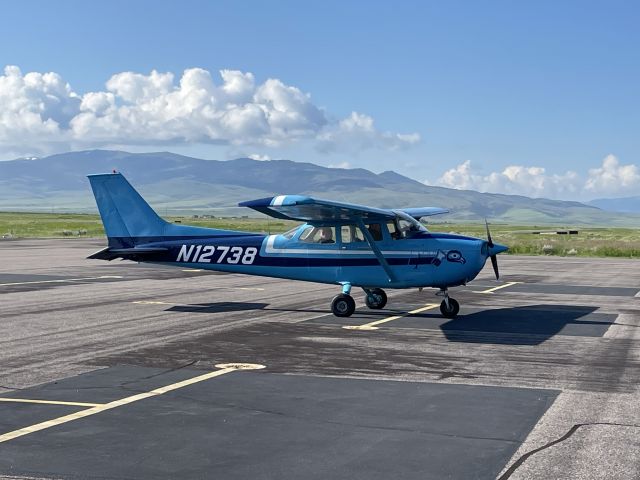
[588, 196, 640, 214]
[0, 150, 638, 226]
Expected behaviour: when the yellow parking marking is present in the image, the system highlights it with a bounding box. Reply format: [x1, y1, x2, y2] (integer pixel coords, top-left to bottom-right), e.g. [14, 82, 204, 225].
[0, 398, 103, 408]
[474, 281, 521, 294]
[343, 303, 440, 330]
[0, 275, 123, 286]
[0, 363, 265, 444]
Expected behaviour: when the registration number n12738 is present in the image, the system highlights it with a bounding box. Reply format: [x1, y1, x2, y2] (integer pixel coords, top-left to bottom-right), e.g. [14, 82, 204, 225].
[176, 245, 258, 264]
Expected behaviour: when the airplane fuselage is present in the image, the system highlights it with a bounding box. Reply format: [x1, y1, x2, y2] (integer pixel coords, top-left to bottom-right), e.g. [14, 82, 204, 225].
[128, 229, 489, 289]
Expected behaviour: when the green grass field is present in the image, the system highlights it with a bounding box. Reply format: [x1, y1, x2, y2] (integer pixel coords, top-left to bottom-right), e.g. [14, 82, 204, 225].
[1, 212, 639, 258]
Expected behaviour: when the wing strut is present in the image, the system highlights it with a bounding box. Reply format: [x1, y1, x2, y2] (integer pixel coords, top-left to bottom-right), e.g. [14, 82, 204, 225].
[356, 218, 396, 283]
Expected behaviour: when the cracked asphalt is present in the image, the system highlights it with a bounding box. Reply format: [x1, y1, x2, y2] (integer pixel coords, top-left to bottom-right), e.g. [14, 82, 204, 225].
[0, 239, 639, 479]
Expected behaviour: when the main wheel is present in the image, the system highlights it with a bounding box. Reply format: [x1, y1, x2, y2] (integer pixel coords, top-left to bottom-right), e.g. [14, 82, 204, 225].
[440, 298, 460, 318]
[331, 294, 356, 317]
[365, 288, 387, 309]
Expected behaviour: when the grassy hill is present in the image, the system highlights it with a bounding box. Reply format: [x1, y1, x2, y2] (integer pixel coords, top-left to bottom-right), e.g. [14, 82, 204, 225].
[1, 150, 639, 226]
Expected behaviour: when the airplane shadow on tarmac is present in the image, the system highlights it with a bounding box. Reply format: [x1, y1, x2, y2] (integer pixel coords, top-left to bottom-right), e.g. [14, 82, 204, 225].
[430, 305, 614, 345]
[167, 302, 269, 313]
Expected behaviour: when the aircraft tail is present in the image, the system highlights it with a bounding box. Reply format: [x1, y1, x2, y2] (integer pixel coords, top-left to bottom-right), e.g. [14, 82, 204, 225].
[88, 173, 170, 247]
[88, 172, 261, 260]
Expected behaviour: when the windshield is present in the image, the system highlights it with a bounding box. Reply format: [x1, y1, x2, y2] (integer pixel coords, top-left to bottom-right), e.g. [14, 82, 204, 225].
[393, 211, 428, 237]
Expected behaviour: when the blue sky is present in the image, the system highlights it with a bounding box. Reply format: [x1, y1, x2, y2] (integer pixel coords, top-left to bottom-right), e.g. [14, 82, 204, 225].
[1, 0, 638, 199]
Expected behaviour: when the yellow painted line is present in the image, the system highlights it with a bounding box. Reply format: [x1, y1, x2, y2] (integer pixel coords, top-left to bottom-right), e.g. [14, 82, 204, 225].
[0, 275, 123, 287]
[0, 398, 103, 408]
[343, 303, 440, 330]
[474, 281, 521, 294]
[0, 363, 265, 444]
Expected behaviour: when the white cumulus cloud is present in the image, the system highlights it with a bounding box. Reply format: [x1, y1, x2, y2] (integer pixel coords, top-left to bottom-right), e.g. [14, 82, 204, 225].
[584, 154, 640, 194]
[317, 112, 420, 154]
[0, 65, 419, 156]
[431, 155, 639, 200]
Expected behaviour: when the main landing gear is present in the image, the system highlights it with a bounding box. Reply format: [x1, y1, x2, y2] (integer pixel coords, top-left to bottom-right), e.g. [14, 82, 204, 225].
[330, 284, 388, 317]
[437, 288, 460, 319]
[330, 285, 460, 319]
[331, 294, 356, 317]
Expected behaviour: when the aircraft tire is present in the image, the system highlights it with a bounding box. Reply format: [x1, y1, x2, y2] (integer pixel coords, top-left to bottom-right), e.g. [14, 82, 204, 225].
[331, 294, 356, 317]
[440, 298, 460, 318]
[365, 288, 387, 309]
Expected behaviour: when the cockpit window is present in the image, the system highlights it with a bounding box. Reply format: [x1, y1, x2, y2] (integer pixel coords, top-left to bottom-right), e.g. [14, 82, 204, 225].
[392, 211, 428, 238]
[300, 226, 336, 244]
[387, 221, 400, 240]
[281, 225, 301, 239]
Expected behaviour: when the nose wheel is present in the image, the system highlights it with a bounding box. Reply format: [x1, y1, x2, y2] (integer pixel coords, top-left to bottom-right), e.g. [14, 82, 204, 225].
[439, 298, 460, 318]
[437, 288, 460, 318]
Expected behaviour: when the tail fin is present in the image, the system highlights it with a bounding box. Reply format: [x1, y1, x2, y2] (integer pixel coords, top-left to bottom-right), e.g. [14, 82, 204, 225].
[88, 173, 257, 253]
[88, 173, 169, 246]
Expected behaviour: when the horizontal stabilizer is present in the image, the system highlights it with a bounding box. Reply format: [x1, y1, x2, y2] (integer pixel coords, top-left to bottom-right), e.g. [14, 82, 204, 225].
[87, 246, 168, 261]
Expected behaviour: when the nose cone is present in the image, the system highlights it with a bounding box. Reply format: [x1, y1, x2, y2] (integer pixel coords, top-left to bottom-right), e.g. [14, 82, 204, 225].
[490, 243, 508, 255]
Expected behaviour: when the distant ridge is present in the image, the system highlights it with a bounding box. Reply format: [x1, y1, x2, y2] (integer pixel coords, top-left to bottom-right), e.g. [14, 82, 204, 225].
[0, 149, 638, 226]
[588, 196, 640, 214]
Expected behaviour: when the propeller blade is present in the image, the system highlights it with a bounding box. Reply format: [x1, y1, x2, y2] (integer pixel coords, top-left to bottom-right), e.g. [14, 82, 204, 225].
[485, 218, 494, 248]
[490, 254, 499, 280]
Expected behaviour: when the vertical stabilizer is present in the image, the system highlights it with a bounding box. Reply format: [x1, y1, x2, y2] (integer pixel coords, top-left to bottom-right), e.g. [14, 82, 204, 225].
[88, 173, 168, 245]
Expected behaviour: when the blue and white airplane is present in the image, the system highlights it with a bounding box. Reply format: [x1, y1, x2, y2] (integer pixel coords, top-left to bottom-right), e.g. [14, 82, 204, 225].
[88, 172, 508, 318]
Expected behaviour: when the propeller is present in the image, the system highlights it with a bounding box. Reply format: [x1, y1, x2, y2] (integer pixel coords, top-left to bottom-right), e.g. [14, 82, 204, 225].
[485, 219, 499, 280]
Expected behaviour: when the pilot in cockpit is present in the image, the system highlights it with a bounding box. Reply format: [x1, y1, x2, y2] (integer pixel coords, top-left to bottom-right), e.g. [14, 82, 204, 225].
[319, 227, 334, 244]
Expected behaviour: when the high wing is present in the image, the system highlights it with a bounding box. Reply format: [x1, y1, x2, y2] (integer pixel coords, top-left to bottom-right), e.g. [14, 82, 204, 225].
[401, 207, 449, 219]
[238, 195, 448, 222]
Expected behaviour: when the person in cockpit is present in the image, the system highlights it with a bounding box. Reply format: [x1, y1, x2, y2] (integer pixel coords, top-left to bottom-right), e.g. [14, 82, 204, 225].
[319, 227, 334, 243]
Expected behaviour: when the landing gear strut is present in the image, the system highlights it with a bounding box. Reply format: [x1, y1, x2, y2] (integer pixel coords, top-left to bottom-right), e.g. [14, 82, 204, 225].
[364, 288, 387, 310]
[437, 288, 460, 319]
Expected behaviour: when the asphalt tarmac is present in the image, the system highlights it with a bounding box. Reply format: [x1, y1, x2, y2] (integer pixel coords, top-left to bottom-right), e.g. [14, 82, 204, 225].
[0, 238, 639, 479]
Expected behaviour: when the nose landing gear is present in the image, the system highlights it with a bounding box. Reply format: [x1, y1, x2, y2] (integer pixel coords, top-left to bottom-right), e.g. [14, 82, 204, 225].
[437, 288, 460, 319]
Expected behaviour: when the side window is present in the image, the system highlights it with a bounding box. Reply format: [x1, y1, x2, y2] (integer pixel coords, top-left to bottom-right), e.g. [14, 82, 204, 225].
[340, 225, 364, 243]
[387, 221, 401, 240]
[341, 225, 353, 243]
[367, 223, 383, 241]
[300, 226, 336, 244]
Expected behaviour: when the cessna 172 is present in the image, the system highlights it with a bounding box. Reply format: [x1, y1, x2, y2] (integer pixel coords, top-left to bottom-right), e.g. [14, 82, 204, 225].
[88, 172, 508, 318]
